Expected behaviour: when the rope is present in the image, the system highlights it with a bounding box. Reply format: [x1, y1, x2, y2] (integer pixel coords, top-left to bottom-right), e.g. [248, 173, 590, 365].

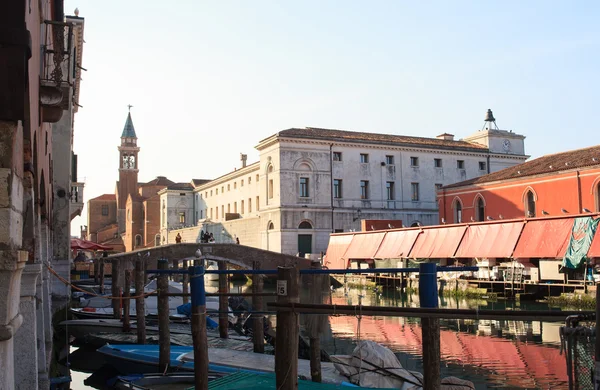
[45, 262, 157, 300]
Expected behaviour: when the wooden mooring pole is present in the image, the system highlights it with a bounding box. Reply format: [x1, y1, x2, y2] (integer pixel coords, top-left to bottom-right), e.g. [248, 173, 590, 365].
[122, 270, 131, 332]
[419, 262, 440, 390]
[190, 264, 209, 390]
[309, 260, 323, 383]
[275, 266, 299, 390]
[182, 259, 189, 304]
[252, 261, 264, 353]
[135, 258, 146, 344]
[111, 259, 121, 320]
[218, 261, 229, 339]
[157, 259, 170, 373]
[99, 258, 105, 294]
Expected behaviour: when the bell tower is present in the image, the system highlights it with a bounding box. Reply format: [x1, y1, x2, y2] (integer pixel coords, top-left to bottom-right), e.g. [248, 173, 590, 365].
[116, 107, 140, 232]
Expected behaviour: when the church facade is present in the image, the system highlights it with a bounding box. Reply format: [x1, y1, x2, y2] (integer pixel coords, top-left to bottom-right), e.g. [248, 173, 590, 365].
[86, 112, 178, 252]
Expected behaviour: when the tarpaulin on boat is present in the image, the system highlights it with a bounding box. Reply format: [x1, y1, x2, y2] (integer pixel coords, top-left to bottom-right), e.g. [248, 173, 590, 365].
[342, 232, 386, 260]
[562, 216, 600, 268]
[454, 222, 525, 258]
[322, 234, 354, 269]
[408, 225, 467, 258]
[374, 229, 422, 259]
[512, 218, 574, 259]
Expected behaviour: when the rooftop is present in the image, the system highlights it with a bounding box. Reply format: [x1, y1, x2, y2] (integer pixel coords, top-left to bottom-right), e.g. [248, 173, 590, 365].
[264, 127, 489, 151]
[445, 144, 600, 189]
[141, 176, 175, 187]
[167, 182, 195, 190]
[89, 194, 115, 202]
[192, 179, 212, 187]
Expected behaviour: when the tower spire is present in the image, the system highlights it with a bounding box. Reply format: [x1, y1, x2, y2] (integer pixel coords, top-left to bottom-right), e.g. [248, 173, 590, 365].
[121, 108, 137, 138]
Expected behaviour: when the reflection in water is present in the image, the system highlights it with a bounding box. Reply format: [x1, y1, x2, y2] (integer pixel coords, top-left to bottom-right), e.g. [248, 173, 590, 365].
[311, 288, 569, 390]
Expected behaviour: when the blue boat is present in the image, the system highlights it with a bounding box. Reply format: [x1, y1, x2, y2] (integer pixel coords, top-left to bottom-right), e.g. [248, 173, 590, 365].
[97, 344, 351, 384]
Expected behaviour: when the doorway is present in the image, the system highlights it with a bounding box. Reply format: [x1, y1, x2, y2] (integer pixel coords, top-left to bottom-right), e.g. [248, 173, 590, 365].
[298, 234, 312, 258]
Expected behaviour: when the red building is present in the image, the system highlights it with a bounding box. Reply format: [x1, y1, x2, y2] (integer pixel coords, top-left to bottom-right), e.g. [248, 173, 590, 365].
[438, 145, 600, 224]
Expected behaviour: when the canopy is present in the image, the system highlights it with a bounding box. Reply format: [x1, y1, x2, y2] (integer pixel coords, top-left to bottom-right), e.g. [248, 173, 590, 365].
[343, 232, 386, 260]
[323, 234, 354, 269]
[70, 238, 113, 251]
[454, 222, 525, 258]
[408, 226, 467, 259]
[374, 230, 421, 259]
[588, 229, 600, 257]
[512, 218, 574, 259]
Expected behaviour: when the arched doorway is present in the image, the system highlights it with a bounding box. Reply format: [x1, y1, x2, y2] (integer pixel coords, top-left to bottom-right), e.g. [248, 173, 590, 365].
[453, 198, 462, 223]
[298, 220, 313, 258]
[475, 196, 485, 222]
[525, 190, 536, 217]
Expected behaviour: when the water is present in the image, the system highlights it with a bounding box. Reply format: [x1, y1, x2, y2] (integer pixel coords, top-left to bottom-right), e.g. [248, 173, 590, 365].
[61, 279, 579, 389]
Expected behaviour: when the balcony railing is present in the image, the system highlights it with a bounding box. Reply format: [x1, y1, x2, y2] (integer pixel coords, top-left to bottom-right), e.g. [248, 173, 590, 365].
[42, 20, 74, 87]
[70, 182, 84, 220]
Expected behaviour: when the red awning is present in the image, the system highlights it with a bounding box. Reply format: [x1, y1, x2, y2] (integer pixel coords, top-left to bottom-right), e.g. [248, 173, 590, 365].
[512, 218, 574, 259]
[343, 232, 386, 260]
[408, 225, 467, 259]
[374, 230, 421, 259]
[323, 234, 354, 269]
[587, 230, 600, 257]
[454, 222, 525, 258]
[70, 238, 113, 251]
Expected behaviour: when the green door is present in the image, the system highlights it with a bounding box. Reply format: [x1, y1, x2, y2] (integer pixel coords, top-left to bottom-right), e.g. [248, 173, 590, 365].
[298, 234, 312, 257]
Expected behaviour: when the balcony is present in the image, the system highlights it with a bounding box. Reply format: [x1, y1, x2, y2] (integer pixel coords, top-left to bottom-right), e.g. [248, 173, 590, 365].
[70, 182, 84, 220]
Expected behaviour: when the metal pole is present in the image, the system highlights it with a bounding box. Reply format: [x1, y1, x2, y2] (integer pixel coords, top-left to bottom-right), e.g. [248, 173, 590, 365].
[419, 262, 440, 390]
[157, 259, 170, 372]
[182, 259, 189, 304]
[275, 266, 299, 390]
[218, 261, 229, 339]
[135, 259, 146, 344]
[252, 261, 264, 353]
[190, 265, 209, 390]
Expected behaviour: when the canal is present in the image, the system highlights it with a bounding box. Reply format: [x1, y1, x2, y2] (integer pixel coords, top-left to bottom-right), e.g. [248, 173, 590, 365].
[62, 279, 579, 389]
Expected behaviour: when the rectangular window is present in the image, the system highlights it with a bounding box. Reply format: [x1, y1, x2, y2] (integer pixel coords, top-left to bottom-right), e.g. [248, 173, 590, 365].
[385, 155, 394, 165]
[333, 152, 342, 161]
[210, 190, 213, 196]
[434, 158, 442, 168]
[360, 153, 369, 163]
[227, 184, 230, 191]
[222, 186, 224, 193]
[479, 161, 487, 171]
[216, 207, 219, 219]
[221, 205, 224, 218]
[227, 204, 230, 213]
[216, 189, 219, 195]
[248, 198, 252, 213]
[241, 180, 244, 187]
[333, 179, 342, 199]
[360, 180, 369, 199]
[179, 193, 186, 196]
[205, 191, 208, 198]
[411, 183, 420, 201]
[410, 156, 419, 167]
[268, 179, 274, 199]
[179, 212, 185, 224]
[386, 182, 395, 200]
[299, 177, 309, 197]
[101, 205, 109, 216]
[241, 200, 245, 214]
[457, 160, 465, 169]
[234, 182, 237, 189]
[248, 176, 252, 184]
[256, 196, 260, 211]
[210, 208, 213, 219]
[435, 183, 443, 191]
[199, 210, 202, 219]
[234, 202, 237, 213]
[256, 174, 259, 182]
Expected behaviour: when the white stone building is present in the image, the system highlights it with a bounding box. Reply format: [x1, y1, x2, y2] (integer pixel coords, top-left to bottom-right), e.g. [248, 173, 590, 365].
[162, 112, 527, 257]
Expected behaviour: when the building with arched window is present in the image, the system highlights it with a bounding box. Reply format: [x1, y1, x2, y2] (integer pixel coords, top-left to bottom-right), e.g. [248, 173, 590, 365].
[439, 145, 600, 223]
[161, 111, 527, 256]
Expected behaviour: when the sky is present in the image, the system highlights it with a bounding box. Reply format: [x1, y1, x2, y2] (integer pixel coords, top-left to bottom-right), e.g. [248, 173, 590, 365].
[66, 0, 600, 234]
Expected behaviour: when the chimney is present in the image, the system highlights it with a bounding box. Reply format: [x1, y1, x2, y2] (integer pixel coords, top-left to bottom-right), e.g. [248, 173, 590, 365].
[436, 133, 454, 141]
[240, 153, 247, 168]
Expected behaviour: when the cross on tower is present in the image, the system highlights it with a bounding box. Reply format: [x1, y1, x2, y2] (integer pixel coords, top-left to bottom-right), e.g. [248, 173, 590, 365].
[127, 104, 133, 111]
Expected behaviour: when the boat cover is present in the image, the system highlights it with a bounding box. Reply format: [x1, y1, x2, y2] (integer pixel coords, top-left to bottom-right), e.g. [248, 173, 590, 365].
[330, 340, 475, 390]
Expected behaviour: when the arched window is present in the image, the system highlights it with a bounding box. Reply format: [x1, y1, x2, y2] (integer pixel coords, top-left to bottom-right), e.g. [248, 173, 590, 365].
[526, 190, 536, 217]
[135, 234, 142, 247]
[453, 199, 462, 223]
[155, 234, 161, 247]
[298, 221, 313, 229]
[476, 197, 485, 222]
[410, 222, 420, 227]
[267, 221, 274, 230]
[596, 182, 600, 212]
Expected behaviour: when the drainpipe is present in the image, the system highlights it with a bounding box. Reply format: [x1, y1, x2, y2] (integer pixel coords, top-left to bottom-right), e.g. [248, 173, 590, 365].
[486, 152, 491, 174]
[329, 144, 334, 233]
[576, 170, 582, 213]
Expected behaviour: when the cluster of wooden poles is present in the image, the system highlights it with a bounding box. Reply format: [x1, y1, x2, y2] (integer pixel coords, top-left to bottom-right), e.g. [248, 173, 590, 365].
[99, 258, 593, 390]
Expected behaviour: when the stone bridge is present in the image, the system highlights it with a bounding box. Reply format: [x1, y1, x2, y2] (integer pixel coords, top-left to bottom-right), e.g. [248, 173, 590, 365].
[106, 243, 311, 280]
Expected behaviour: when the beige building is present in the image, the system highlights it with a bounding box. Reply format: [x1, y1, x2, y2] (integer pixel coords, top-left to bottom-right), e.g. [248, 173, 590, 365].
[163, 111, 528, 257]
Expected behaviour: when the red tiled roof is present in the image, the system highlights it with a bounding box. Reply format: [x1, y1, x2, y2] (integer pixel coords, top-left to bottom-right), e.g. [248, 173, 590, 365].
[445, 144, 600, 189]
[89, 194, 116, 201]
[267, 127, 489, 151]
[141, 176, 175, 187]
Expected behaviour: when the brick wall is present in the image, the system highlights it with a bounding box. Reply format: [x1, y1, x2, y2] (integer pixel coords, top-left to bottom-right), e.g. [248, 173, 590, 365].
[87, 199, 117, 238]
